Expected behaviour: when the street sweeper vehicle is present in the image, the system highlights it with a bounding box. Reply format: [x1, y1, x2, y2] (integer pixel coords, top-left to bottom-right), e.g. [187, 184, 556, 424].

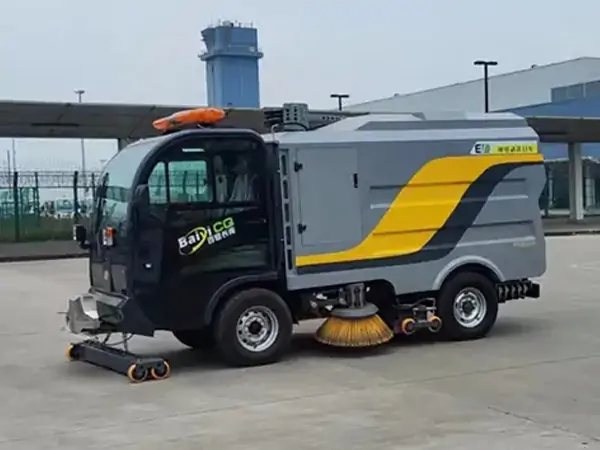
[65, 107, 546, 382]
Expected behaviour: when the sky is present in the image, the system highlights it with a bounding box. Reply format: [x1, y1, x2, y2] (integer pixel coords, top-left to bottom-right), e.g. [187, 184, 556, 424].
[0, 0, 599, 174]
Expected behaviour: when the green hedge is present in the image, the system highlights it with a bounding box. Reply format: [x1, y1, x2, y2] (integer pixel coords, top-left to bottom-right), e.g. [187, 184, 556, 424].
[0, 216, 74, 242]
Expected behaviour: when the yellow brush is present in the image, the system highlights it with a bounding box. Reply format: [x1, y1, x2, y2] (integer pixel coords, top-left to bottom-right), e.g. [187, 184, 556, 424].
[315, 307, 394, 348]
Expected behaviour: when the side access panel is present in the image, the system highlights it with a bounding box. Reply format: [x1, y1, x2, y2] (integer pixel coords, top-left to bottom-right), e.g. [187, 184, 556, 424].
[293, 146, 362, 248]
[283, 130, 545, 294]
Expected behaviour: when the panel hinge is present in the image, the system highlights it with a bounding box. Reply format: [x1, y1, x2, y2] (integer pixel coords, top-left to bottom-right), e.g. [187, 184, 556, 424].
[293, 161, 303, 172]
[297, 223, 307, 234]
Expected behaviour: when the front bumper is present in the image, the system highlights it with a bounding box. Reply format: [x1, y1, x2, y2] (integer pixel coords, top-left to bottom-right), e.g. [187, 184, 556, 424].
[65, 289, 155, 336]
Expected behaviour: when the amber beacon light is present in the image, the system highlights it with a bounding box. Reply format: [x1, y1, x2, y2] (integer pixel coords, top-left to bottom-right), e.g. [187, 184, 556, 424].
[152, 107, 227, 132]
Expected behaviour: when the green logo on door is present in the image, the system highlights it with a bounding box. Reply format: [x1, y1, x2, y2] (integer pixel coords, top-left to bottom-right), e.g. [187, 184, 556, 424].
[177, 217, 236, 256]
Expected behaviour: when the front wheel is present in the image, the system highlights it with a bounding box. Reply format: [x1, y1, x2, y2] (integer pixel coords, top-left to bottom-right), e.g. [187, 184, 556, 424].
[437, 271, 499, 341]
[214, 288, 293, 367]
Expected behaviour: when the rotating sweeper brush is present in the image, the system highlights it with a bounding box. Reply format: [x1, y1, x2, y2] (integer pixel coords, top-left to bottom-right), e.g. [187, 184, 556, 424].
[315, 283, 394, 347]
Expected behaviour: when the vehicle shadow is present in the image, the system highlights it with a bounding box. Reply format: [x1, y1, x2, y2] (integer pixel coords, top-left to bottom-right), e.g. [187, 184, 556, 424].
[157, 315, 546, 375]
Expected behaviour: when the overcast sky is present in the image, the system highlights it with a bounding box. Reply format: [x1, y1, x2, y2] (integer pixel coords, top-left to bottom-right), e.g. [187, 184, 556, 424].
[0, 0, 599, 174]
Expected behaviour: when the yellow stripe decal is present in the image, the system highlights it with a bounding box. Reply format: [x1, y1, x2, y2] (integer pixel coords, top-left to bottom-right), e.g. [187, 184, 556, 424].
[295, 153, 543, 267]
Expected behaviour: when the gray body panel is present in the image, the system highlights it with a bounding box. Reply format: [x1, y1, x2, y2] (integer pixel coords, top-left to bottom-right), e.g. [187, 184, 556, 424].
[265, 112, 546, 294]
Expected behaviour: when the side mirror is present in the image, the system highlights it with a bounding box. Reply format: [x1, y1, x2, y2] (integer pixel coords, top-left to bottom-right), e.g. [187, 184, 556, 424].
[131, 184, 150, 219]
[73, 224, 90, 250]
[73, 224, 87, 243]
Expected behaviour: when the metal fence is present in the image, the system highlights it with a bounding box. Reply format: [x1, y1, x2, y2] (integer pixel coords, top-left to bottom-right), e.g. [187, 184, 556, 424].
[0, 171, 101, 242]
[0, 163, 591, 243]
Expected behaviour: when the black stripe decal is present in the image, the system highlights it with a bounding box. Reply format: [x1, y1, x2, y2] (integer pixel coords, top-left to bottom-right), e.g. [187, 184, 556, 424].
[296, 161, 542, 275]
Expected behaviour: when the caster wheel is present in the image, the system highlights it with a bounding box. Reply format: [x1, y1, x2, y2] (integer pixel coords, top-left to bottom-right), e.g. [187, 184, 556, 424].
[428, 316, 443, 333]
[150, 361, 171, 380]
[401, 318, 416, 335]
[66, 344, 79, 361]
[127, 364, 149, 383]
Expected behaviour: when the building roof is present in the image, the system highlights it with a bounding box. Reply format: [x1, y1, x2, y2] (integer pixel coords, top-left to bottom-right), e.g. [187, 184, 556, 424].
[0, 100, 267, 139]
[347, 57, 600, 111]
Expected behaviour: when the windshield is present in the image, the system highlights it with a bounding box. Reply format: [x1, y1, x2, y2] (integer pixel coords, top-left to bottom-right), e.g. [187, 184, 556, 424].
[94, 136, 166, 234]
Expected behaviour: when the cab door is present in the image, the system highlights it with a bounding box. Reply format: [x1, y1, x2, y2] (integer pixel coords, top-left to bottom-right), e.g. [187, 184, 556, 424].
[138, 133, 273, 330]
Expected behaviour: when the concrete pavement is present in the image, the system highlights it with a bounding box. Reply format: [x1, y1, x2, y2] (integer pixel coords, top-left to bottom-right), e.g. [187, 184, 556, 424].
[0, 236, 599, 448]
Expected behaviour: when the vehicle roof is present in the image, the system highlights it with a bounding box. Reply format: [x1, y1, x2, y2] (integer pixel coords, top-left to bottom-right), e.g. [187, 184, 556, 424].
[123, 127, 264, 150]
[261, 112, 533, 145]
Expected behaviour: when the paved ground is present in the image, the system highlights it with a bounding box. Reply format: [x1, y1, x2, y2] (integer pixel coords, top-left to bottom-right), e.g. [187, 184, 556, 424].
[544, 216, 600, 236]
[0, 240, 86, 262]
[1, 237, 600, 449]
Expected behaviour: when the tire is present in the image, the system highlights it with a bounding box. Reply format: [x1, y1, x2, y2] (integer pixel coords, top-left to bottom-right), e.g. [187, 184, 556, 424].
[173, 327, 215, 350]
[437, 271, 499, 341]
[214, 288, 293, 367]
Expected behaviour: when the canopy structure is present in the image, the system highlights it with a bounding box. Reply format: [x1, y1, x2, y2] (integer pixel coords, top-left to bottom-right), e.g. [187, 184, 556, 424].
[1, 100, 600, 143]
[0, 100, 267, 140]
[0, 100, 598, 222]
[526, 116, 600, 143]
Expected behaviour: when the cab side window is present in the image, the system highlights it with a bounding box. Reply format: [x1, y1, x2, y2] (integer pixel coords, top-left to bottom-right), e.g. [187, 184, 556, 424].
[212, 152, 261, 209]
[148, 162, 168, 205]
[168, 160, 212, 204]
[147, 159, 212, 205]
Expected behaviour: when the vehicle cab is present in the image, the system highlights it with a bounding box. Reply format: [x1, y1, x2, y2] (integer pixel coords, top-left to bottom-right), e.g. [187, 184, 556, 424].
[68, 108, 283, 338]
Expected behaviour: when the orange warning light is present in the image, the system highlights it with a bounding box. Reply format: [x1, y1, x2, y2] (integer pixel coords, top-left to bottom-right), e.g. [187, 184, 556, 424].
[102, 226, 115, 247]
[152, 107, 226, 132]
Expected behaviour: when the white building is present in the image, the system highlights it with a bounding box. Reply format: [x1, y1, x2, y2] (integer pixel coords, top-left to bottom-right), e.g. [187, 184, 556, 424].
[347, 57, 600, 113]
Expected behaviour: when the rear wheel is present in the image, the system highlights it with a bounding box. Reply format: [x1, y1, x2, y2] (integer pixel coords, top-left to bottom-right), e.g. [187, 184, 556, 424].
[214, 288, 293, 367]
[172, 328, 215, 350]
[437, 271, 499, 341]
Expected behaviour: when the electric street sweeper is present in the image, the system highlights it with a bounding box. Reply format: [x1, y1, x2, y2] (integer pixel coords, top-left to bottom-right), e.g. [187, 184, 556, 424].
[65, 107, 546, 382]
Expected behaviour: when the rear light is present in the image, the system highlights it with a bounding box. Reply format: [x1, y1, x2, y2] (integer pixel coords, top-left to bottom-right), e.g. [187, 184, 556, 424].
[102, 227, 116, 247]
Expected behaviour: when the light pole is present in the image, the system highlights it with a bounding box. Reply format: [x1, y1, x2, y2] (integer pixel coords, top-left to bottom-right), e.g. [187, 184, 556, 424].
[10, 138, 16, 171]
[330, 93, 350, 111]
[473, 60, 498, 112]
[74, 89, 87, 190]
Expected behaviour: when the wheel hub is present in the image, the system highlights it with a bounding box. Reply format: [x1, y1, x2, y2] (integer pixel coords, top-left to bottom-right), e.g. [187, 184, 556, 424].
[461, 300, 476, 316]
[236, 306, 279, 353]
[453, 288, 487, 329]
[248, 321, 263, 335]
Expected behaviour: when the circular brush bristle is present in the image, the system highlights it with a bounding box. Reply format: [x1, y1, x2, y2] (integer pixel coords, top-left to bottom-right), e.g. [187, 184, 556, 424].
[315, 315, 393, 347]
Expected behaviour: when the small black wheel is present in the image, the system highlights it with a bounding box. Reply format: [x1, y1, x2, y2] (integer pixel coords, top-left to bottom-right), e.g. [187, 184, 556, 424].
[150, 361, 171, 380]
[214, 288, 293, 367]
[401, 318, 417, 335]
[66, 344, 80, 361]
[427, 316, 443, 333]
[173, 327, 215, 350]
[127, 364, 149, 383]
[437, 271, 499, 341]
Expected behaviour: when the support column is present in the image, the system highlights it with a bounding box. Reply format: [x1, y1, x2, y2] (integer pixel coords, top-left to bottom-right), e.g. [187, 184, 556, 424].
[568, 142, 584, 221]
[547, 167, 554, 209]
[584, 160, 596, 210]
[117, 138, 134, 151]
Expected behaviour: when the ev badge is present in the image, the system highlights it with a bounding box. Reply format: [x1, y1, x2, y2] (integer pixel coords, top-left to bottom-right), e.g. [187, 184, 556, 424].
[471, 143, 491, 154]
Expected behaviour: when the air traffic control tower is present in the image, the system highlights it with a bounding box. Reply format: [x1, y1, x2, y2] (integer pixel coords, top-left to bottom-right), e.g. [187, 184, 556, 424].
[199, 21, 263, 108]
